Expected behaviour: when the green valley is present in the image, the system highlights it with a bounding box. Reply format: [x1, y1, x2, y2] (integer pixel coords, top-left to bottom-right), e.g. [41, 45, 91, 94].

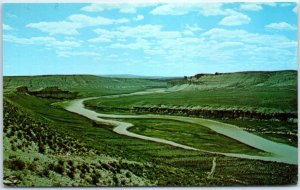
[3, 71, 298, 186]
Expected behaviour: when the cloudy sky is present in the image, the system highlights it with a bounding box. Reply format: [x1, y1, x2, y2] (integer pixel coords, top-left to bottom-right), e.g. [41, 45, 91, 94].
[3, 2, 298, 76]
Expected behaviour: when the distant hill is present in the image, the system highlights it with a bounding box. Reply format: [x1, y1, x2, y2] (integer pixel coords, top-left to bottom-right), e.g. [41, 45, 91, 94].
[3, 75, 170, 96]
[100, 74, 179, 79]
[82, 70, 297, 118]
[169, 70, 297, 91]
[4, 71, 297, 96]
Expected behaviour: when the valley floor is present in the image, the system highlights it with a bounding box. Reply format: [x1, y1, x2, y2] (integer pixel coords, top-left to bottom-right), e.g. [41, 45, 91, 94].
[3, 90, 298, 186]
[3, 72, 298, 186]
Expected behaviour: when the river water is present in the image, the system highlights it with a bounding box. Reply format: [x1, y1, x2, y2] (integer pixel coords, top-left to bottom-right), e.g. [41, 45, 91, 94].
[64, 94, 297, 165]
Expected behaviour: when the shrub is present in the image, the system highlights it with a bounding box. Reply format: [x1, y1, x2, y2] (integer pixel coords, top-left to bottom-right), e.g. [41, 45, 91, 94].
[112, 176, 118, 185]
[38, 145, 46, 154]
[67, 160, 74, 167]
[54, 164, 64, 175]
[10, 159, 26, 170]
[27, 163, 36, 171]
[9, 155, 16, 159]
[80, 173, 85, 179]
[48, 163, 55, 170]
[58, 159, 64, 166]
[67, 170, 75, 179]
[43, 169, 50, 177]
[92, 174, 100, 185]
[17, 132, 22, 139]
[11, 146, 17, 151]
[126, 171, 131, 178]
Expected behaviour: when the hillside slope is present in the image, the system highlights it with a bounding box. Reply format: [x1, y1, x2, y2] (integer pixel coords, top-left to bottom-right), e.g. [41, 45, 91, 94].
[3, 99, 154, 186]
[87, 70, 297, 112]
[84, 70, 297, 147]
[3, 75, 170, 96]
[3, 71, 298, 186]
[169, 70, 297, 91]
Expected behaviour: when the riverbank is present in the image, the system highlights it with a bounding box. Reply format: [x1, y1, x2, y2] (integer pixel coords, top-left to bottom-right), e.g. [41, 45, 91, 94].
[64, 93, 297, 165]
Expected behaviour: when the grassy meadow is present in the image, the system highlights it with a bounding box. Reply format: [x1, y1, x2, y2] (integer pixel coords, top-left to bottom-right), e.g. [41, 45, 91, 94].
[85, 71, 297, 113]
[3, 71, 298, 186]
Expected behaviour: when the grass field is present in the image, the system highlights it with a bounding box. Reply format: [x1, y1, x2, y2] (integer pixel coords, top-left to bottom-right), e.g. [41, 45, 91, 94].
[125, 118, 267, 155]
[3, 71, 298, 186]
[86, 71, 297, 112]
[84, 71, 297, 146]
[86, 84, 297, 113]
[3, 75, 171, 96]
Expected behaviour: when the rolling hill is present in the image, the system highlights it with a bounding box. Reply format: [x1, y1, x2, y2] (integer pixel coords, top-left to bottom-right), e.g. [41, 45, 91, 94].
[169, 70, 297, 91]
[3, 70, 298, 186]
[3, 75, 171, 96]
[86, 70, 297, 113]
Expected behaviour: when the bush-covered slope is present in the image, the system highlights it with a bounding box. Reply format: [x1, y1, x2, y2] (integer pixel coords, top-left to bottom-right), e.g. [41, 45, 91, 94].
[3, 99, 154, 186]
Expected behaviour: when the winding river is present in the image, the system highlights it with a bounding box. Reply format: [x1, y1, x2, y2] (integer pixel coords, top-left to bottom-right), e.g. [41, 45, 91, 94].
[63, 91, 298, 165]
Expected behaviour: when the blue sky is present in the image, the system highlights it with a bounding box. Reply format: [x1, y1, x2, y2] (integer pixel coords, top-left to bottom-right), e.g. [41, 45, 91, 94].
[3, 2, 298, 76]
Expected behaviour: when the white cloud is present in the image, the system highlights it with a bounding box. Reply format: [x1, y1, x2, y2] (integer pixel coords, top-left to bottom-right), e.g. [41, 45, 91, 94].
[3, 34, 81, 50]
[201, 28, 296, 49]
[56, 51, 100, 57]
[81, 3, 152, 14]
[81, 3, 105, 12]
[3, 24, 13, 31]
[115, 25, 162, 38]
[183, 30, 193, 36]
[150, 4, 189, 15]
[117, 25, 181, 39]
[150, 3, 227, 16]
[262, 2, 277, 7]
[186, 24, 202, 32]
[133, 15, 144, 21]
[93, 28, 122, 40]
[219, 11, 251, 26]
[293, 5, 297, 13]
[183, 24, 202, 35]
[87, 25, 296, 71]
[240, 2, 281, 11]
[119, 6, 137, 14]
[27, 21, 80, 35]
[196, 28, 296, 68]
[69, 14, 113, 25]
[279, 3, 292, 7]
[109, 38, 151, 50]
[265, 22, 297, 31]
[88, 37, 112, 43]
[240, 3, 262, 11]
[90, 22, 298, 71]
[199, 3, 228, 16]
[6, 13, 17, 18]
[91, 24, 181, 43]
[69, 14, 128, 25]
[26, 14, 129, 35]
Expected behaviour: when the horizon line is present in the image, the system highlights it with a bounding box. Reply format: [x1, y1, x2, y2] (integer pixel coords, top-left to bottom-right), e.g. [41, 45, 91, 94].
[3, 69, 297, 78]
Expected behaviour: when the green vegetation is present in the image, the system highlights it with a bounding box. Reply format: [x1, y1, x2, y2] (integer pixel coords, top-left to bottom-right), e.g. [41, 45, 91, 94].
[17, 86, 79, 99]
[86, 84, 297, 113]
[125, 118, 267, 155]
[3, 99, 153, 186]
[86, 71, 297, 113]
[215, 119, 298, 147]
[3, 72, 298, 186]
[4, 93, 298, 186]
[4, 75, 170, 96]
[85, 71, 297, 145]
